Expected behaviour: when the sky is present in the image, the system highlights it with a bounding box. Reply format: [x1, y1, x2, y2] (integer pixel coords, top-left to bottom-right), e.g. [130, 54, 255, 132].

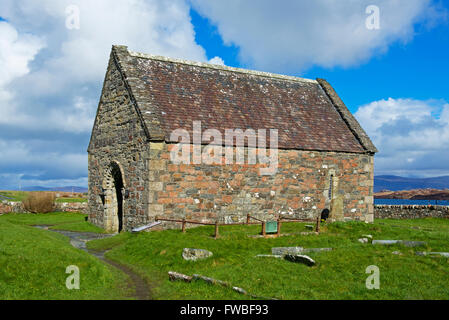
[0, 0, 448, 190]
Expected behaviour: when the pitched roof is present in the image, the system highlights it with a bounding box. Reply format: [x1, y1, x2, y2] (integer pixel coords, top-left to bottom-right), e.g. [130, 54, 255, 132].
[105, 45, 377, 154]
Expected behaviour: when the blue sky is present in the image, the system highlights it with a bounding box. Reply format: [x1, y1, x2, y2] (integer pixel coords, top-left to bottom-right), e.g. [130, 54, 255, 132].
[191, 6, 449, 111]
[0, 0, 448, 189]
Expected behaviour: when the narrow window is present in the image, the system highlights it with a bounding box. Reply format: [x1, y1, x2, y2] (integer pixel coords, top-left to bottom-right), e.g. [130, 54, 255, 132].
[328, 175, 333, 199]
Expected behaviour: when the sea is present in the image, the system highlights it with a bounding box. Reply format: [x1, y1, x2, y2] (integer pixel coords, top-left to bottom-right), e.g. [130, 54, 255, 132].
[375, 198, 449, 206]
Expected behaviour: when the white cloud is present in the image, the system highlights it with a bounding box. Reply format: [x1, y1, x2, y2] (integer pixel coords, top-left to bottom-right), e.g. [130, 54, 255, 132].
[0, 20, 44, 111]
[0, 0, 211, 188]
[0, 21, 44, 87]
[191, 0, 445, 73]
[48, 96, 97, 134]
[355, 98, 449, 177]
[208, 56, 225, 66]
[0, 0, 209, 133]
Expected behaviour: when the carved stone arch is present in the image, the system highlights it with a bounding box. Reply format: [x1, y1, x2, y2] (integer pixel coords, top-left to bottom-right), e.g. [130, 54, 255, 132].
[102, 161, 126, 232]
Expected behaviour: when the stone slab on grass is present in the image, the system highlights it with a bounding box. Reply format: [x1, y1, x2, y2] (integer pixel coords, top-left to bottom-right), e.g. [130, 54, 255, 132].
[182, 248, 213, 261]
[272, 246, 332, 255]
[193, 274, 229, 287]
[272, 247, 304, 255]
[284, 254, 316, 266]
[302, 248, 332, 253]
[170, 273, 277, 300]
[416, 252, 449, 258]
[372, 240, 426, 247]
[256, 254, 283, 259]
[401, 241, 427, 247]
[168, 271, 192, 282]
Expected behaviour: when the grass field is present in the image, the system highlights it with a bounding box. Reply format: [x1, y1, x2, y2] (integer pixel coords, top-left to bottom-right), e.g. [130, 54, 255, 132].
[0, 213, 131, 299]
[1, 212, 448, 300]
[0, 190, 29, 202]
[88, 217, 449, 300]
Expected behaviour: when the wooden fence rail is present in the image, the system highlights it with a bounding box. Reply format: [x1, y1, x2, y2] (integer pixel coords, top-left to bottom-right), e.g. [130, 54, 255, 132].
[155, 214, 321, 239]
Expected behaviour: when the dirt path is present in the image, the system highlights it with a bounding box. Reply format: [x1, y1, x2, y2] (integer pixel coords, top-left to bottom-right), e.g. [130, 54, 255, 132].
[34, 225, 151, 300]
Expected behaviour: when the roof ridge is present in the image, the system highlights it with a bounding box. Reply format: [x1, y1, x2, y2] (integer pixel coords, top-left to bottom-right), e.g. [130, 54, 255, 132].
[125, 47, 317, 84]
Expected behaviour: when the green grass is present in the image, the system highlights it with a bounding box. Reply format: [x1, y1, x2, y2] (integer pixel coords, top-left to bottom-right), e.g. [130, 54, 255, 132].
[0, 212, 106, 233]
[2, 212, 449, 300]
[87, 218, 449, 300]
[0, 212, 85, 225]
[0, 214, 132, 299]
[0, 190, 29, 202]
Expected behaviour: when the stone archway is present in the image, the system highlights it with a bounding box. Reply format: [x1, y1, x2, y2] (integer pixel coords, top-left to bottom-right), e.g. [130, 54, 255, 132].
[102, 161, 125, 233]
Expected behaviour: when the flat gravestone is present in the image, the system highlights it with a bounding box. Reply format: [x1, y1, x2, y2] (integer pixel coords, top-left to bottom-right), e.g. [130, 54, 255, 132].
[372, 240, 400, 245]
[401, 241, 427, 247]
[272, 247, 332, 255]
[302, 248, 332, 253]
[182, 248, 213, 261]
[416, 252, 449, 258]
[256, 254, 283, 259]
[284, 254, 316, 266]
[272, 247, 304, 256]
[372, 240, 426, 247]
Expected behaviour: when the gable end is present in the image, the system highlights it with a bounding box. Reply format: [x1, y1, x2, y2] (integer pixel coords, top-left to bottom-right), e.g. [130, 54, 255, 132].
[316, 78, 378, 154]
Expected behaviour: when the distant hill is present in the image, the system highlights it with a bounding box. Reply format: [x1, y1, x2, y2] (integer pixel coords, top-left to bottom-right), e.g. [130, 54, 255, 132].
[7, 176, 449, 195]
[374, 188, 449, 200]
[374, 175, 449, 192]
[20, 186, 88, 193]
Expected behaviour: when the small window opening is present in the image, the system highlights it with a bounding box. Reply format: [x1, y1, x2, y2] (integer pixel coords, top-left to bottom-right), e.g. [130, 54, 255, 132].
[328, 175, 333, 199]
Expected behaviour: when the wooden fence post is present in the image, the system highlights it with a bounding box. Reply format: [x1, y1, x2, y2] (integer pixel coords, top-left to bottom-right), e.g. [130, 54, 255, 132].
[316, 215, 321, 233]
[214, 221, 219, 239]
[262, 221, 266, 236]
[182, 219, 186, 233]
[247, 214, 250, 225]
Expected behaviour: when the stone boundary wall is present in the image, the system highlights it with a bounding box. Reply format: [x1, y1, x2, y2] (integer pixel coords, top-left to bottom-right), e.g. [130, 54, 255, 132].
[0, 201, 88, 214]
[4, 201, 447, 220]
[374, 205, 449, 219]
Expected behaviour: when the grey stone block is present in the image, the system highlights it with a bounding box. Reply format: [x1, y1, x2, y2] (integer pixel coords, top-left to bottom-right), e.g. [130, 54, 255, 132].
[182, 248, 213, 261]
[416, 252, 449, 258]
[272, 247, 304, 255]
[168, 271, 192, 282]
[372, 240, 426, 247]
[284, 254, 316, 266]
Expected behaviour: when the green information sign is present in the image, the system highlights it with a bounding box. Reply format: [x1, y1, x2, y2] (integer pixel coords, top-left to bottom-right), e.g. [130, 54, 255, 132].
[266, 221, 278, 234]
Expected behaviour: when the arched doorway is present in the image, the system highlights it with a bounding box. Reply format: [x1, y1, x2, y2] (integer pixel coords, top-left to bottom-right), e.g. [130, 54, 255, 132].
[102, 161, 125, 233]
[321, 209, 330, 221]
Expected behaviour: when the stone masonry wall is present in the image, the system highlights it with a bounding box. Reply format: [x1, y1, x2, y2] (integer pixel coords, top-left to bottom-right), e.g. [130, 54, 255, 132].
[147, 142, 374, 225]
[0, 201, 87, 214]
[374, 205, 449, 219]
[87, 52, 150, 231]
